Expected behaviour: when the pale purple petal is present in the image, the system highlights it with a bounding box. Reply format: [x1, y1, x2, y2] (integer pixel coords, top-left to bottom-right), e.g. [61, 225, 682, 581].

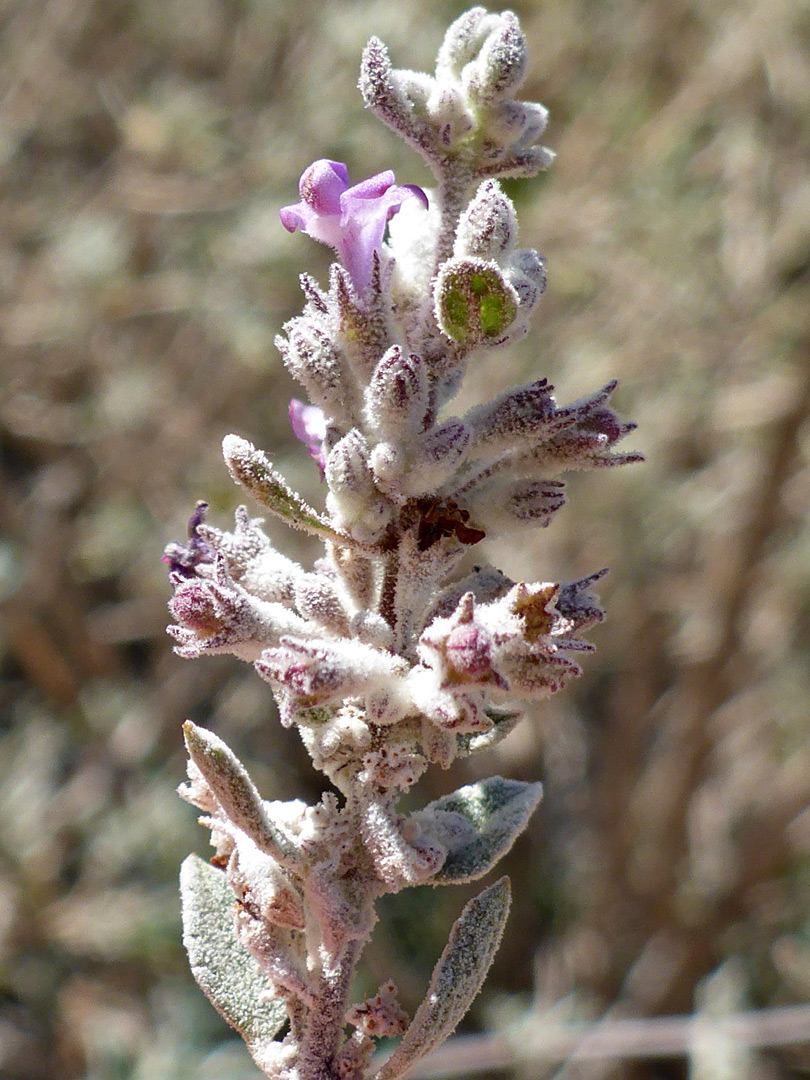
[338, 178, 423, 290]
[289, 399, 327, 475]
[279, 160, 349, 249]
[343, 169, 396, 201]
[300, 159, 349, 213]
[399, 184, 430, 209]
[279, 159, 427, 293]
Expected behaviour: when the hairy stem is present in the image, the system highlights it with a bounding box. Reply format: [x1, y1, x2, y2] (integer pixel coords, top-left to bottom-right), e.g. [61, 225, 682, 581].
[297, 938, 363, 1080]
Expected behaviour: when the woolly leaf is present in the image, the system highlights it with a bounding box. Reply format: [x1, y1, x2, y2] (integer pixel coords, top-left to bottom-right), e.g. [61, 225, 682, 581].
[457, 708, 522, 755]
[222, 434, 348, 543]
[180, 854, 287, 1046]
[374, 877, 511, 1080]
[418, 776, 542, 884]
[183, 721, 302, 868]
[359, 37, 435, 159]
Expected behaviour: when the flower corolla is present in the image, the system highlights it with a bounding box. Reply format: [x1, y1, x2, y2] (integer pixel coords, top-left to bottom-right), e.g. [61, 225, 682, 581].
[289, 398, 327, 474]
[279, 159, 427, 293]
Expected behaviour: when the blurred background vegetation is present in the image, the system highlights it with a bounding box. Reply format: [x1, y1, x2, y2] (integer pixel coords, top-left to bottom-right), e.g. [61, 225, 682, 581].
[2, 0, 810, 1077]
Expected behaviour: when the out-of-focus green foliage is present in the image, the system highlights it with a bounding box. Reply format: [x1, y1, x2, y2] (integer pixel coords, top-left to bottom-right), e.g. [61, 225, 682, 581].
[1, 0, 809, 1076]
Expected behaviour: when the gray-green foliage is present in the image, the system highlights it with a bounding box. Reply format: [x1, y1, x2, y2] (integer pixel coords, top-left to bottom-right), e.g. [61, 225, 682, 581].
[180, 855, 288, 1049]
[165, 9, 635, 1079]
[418, 777, 543, 884]
[374, 878, 511, 1080]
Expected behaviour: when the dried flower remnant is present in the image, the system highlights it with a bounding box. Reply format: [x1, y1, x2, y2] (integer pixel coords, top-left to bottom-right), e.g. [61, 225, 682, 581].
[162, 500, 214, 577]
[167, 9, 639, 1080]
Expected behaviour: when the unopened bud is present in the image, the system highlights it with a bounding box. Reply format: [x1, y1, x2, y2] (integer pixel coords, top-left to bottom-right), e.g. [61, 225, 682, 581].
[364, 346, 429, 439]
[454, 180, 518, 259]
[463, 12, 527, 105]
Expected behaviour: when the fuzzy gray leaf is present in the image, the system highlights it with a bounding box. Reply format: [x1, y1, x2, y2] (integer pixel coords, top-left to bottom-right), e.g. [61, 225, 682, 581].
[183, 722, 302, 868]
[180, 854, 288, 1046]
[457, 708, 521, 754]
[374, 877, 510, 1080]
[223, 433, 348, 543]
[419, 776, 542, 884]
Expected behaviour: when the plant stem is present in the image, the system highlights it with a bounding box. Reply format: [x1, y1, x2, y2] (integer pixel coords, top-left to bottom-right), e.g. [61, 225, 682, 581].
[297, 938, 363, 1080]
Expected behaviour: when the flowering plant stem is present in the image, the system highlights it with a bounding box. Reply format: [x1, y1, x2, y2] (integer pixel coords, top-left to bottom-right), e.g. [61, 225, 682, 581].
[166, 9, 640, 1080]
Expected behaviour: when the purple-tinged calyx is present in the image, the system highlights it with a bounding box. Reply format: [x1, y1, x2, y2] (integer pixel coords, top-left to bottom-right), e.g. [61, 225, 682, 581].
[279, 159, 427, 294]
[419, 593, 508, 691]
[289, 399, 327, 475]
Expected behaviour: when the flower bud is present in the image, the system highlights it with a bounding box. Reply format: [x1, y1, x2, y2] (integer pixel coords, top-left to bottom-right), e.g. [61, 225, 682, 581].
[454, 181, 518, 260]
[419, 593, 508, 691]
[465, 478, 566, 532]
[462, 12, 527, 106]
[556, 570, 608, 634]
[427, 565, 513, 623]
[410, 676, 492, 733]
[488, 100, 549, 146]
[435, 8, 491, 78]
[359, 800, 446, 888]
[506, 248, 547, 305]
[464, 377, 561, 457]
[197, 506, 300, 606]
[578, 406, 631, 445]
[230, 833, 306, 930]
[276, 318, 353, 422]
[503, 479, 566, 524]
[368, 441, 406, 493]
[294, 573, 349, 635]
[427, 85, 475, 146]
[325, 428, 393, 541]
[170, 579, 227, 635]
[256, 635, 407, 716]
[406, 418, 472, 496]
[364, 345, 429, 440]
[168, 556, 309, 662]
[324, 428, 373, 495]
[514, 382, 641, 473]
[257, 639, 354, 704]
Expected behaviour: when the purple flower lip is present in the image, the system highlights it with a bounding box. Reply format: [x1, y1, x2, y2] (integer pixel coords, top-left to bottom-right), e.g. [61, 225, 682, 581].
[289, 398, 327, 475]
[280, 159, 427, 293]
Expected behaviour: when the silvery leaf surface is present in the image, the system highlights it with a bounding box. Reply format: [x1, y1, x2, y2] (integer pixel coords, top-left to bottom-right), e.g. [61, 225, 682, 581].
[417, 776, 542, 884]
[223, 434, 347, 543]
[183, 721, 302, 867]
[457, 708, 522, 755]
[180, 854, 288, 1047]
[373, 877, 511, 1080]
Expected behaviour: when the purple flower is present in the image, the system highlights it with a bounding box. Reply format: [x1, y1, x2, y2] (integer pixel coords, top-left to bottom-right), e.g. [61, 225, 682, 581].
[289, 398, 327, 475]
[279, 159, 427, 293]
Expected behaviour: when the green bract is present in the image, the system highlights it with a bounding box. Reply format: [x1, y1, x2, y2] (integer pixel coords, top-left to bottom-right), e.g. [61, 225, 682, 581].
[434, 257, 519, 345]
